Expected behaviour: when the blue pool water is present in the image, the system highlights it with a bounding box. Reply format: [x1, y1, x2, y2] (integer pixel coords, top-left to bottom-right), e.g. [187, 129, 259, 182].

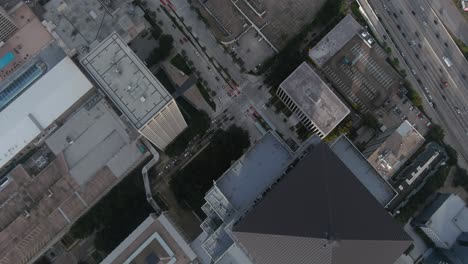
[0, 52, 15, 70]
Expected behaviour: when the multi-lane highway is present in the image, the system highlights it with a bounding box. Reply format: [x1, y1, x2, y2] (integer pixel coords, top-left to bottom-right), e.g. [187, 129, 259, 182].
[359, 0, 468, 167]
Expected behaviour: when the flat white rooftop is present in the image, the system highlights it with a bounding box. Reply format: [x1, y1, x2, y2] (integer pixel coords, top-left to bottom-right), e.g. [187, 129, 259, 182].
[279, 62, 350, 136]
[309, 14, 362, 67]
[0, 57, 93, 169]
[81, 33, 172, 129]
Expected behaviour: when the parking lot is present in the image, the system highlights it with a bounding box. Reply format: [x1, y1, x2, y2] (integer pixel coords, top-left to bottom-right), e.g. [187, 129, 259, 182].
[376, 89, 431, 136]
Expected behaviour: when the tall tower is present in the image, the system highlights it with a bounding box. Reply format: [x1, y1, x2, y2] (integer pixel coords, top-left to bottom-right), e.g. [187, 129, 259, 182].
[0, 6, 17, 42]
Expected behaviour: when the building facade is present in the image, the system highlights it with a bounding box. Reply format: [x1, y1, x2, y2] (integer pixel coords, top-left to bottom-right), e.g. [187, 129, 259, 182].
[0, 6, 17, 42]
[139, 99, 189, 150]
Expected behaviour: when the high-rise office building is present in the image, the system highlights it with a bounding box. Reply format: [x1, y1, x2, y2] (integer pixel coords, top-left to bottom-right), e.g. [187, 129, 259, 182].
[81, 33, 188, 150]
[193, 133, 412, 264]
[277, 62, 349, 138]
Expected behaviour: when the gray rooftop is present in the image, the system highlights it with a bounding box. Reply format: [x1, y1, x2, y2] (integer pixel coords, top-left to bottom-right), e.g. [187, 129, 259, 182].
[81, 33, 173, 129]
[45, 94, 143, 184]
[309, 14, 363, 66]
[232, 141, 412, 264]
[330, 136, 396, 206]
[413, 193, 452, 226]
[279, 62, 349, 136]
[43, 0, 145, 56]
[214, 132, 293, 212]
[367, 121, 425, 179]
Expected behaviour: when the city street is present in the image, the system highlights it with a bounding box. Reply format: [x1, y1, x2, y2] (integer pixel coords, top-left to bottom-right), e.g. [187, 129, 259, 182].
[151, 0, 247, 84]
[145, 0, 235, 115]
[145, 0, 303, 146]
[358, 0, 468, 167]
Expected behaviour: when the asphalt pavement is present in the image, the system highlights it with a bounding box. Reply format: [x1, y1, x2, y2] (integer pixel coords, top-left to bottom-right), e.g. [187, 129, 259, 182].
[359, 0, 468, 168]
[425, 0, 468, 45]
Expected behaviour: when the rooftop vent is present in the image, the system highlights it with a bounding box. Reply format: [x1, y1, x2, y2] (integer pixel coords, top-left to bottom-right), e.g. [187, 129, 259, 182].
[140, 96, 146, 102]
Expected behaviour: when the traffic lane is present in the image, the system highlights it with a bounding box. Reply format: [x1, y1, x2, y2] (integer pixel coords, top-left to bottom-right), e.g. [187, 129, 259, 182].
[361, 0, 468, 167]
[153, 1, 273, 135]
[403, 0, 468, 100]
[367, 0, 468, 164]
[377, 0, 468, 130]
[161, 0, 246, 83]
[372, 0, 468, 122]
[148, 1, 234, 114]
[425, 0, 468, 45]
[385, 0, 468, 163]
[390, 0, 468, 128]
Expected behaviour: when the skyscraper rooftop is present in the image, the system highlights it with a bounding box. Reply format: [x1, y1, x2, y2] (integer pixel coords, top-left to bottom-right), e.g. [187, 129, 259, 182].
[232, 142, 412, 264]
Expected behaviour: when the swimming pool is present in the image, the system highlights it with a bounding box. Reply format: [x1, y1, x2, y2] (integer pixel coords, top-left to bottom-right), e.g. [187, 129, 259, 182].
[0, 52, 15, 70]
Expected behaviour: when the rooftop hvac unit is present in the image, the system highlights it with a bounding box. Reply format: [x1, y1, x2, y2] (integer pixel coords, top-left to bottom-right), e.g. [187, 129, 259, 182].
[66, 136, 74, 145]
[140, 96, 146, 102]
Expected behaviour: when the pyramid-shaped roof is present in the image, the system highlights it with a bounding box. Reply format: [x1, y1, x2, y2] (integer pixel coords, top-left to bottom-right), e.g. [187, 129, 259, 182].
[232, 142, 412, 264]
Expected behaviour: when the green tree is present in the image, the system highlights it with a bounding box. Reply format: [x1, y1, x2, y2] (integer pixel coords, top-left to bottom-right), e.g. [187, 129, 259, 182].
[454, 167, 468, 191]
[146, 34, 174, 67]
[170, 126, 250, 213]
[363, 113, 379, 129]
[426, 125, 444, 144]
[324, 117, 353, 143]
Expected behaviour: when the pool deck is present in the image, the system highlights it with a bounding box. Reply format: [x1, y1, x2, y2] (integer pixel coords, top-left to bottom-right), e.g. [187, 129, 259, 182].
[0, 3, 53, 82]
